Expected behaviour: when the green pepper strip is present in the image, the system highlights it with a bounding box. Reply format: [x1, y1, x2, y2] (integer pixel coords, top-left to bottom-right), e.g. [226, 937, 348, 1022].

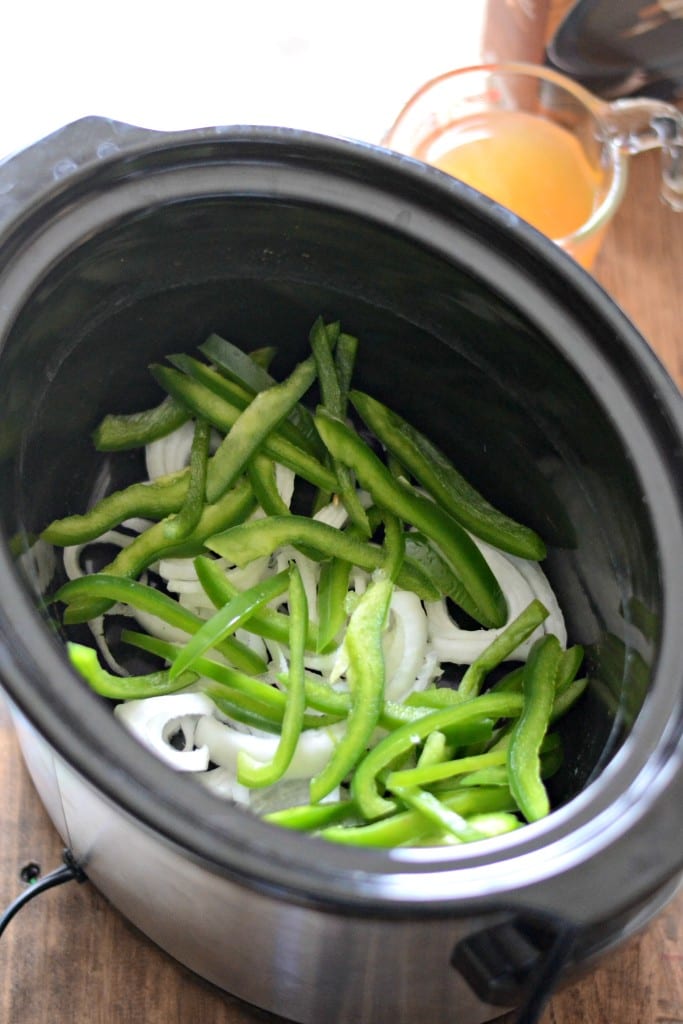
[58, 478, 256, 622]
[121, 628, 339, 732]
[557, 644, 584, 692]
[508, 635, 562, 822]
[405, 688, 463, 709]
[386, 748, 509, 789]
[199, 332, 324, 458]
[404, 532, 485, 611]
[309, 574, 394, 804]
[451, 732, 564, 790]
[42, 470, 190, 546]
[314, 409, 507, 629]
[92, 394, 191, 452]
[193, 555, 319, 651]
[169, 353, 321, 459]
[458, 599, 550, 699]
[248, 345, 278, 370]
[67, 642, 198, 699]
[351, 691, 524, 820]
[53, 574, 266, 675]
[247, 452, 292, 517]
[349, 389, 546, 560]
[550, 676, 588, 722]
[173, 353, 317, 504]
[417, 730, 450, 768]
[315, 555, 352, 653]
[319, 786, 516, 846]
[381, 511, 406, 583]
[150, 365, 337, 495]
[168, 569, 290, 679]
[205, 515, 440, 602]
[416, 812, 522, 846]
[334, 332, 359, 409]
[309, 318, 370, 535]
[388, 784, 489, 842]
[264, 801, 355, 831]
[277, 674, 493, 744]
[163, 417, 211, 542]
[237, 564, 308, 787]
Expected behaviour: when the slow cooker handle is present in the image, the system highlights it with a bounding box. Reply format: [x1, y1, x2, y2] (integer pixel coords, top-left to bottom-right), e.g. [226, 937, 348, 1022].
[451, 911, 577, 1022]
[0, 117, 158, 234]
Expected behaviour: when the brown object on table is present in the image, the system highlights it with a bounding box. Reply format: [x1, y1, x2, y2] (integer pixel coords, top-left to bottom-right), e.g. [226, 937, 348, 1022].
[0, 148, 681, 1024]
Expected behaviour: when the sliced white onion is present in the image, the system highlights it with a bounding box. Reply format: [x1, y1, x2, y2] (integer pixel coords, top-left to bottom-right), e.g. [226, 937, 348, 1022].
[127, 607, 193, 646]
[313, 500, 349, 530]
[195, 716, 344, 781]
[63, 529, 147, 674]
[426, 541, 544, 664]
[383, 590, 429, 702]
[506, 554, 567, 648]
[114, 693, 215, 771]
[275, 545, 320, 621]
[145, 421, 196, 480]
[275, 463, 296, 509]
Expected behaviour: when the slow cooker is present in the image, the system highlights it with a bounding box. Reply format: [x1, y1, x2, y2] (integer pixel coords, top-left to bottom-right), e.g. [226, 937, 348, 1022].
[0, 119, 681, 1024]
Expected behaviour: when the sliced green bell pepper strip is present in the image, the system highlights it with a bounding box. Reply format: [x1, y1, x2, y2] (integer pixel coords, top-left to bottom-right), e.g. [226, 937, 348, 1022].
[388, 784, 489, 842]
[508, 634, 562, 822]
[349, 389, 546, 560]
[193, 554, 319, 651]
[247, 452, 292, 517]
[67, 641, 198, 699]
[53, 574, 266, 675]
[237, 564, 308, 787]
[319, 785, 517, 846]
[351, 691, 524, 820]
[163, 417, 211, 542]
[264, 801, 355, 831]
[416, 730, 451, 768]
[458, 598, 549, 699]
[334, 332, 359, 408]
[205, 515, 440, 602]
[404, 531, 486, 611]
[41, 470, 190, 546]
[92, 394, 191, 451]
[171, 352, 317, 504]
[313, 409, 507, 628]
[386, 747, 509, 790]
[168, 569, 290, 680]
[150, 364, 337, 495]
[199, 332, 324, 458]
[309, 317, 370, 535]
[57, 478, 256, 622]
[309, 574, 394, 803]
[315, 555, 352, 654]
[169, 353, 322, 459]
[121, 629, 340, 732]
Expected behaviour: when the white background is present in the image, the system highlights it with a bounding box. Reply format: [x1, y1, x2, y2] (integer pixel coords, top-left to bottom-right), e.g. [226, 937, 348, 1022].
[0, 2, 490, 159]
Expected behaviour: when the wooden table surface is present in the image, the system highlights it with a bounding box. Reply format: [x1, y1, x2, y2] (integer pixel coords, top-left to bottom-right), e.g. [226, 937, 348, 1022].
[1, 149, 681, 1024]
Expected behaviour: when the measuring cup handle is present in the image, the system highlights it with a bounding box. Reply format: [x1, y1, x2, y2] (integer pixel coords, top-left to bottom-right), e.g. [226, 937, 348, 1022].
[603, 97, 683, 212]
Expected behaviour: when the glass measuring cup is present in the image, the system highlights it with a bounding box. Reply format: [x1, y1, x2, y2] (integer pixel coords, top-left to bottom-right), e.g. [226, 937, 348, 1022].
[383, 62, 683, 269]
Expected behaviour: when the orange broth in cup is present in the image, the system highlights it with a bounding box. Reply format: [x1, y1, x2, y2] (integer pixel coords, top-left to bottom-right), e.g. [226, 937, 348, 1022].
[415, 110, 604, 265]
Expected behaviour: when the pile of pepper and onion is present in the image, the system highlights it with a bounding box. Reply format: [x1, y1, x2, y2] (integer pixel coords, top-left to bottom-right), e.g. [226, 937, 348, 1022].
[43, 319, 586, 848]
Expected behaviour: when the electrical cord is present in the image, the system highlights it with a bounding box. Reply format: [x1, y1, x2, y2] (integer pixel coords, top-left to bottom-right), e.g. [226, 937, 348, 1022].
[514, 923, 577, 1024]
[0, 849, 87, 941]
